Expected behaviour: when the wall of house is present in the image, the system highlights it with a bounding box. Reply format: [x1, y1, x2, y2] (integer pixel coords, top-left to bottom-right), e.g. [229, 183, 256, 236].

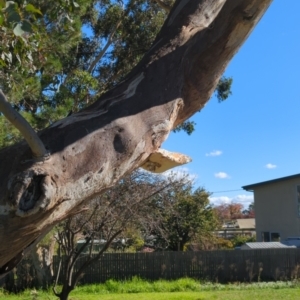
[254, 177, 300, 242]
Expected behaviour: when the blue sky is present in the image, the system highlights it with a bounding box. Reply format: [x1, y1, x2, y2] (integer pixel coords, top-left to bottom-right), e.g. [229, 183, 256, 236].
[162, 1, 300, 209]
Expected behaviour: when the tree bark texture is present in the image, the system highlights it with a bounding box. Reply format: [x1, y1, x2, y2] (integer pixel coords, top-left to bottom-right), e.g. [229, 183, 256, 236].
[0, 0, 272, 273]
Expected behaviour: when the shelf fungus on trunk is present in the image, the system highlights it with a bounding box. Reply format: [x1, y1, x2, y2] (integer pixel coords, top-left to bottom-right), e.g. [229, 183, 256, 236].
[140, 149, 192, 173]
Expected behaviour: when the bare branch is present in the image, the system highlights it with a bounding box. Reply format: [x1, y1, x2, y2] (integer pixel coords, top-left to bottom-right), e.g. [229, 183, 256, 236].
[73, 204, 99, 235]
[87, 20, 122, 74]
[52, 245, 62, 297]
[0, 90, 48, 159]
[72, 229, 122, 287]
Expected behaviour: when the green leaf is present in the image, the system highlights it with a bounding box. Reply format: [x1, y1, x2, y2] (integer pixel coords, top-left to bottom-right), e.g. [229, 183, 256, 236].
[0, 13, 4, 26]
[21, 20, 33, 33]
[15, 53, 21, 64]
[73, 2, 80, 8]
[4, 1, 17, 17]
[7, 10, 21, 23]
[25, 3, 42, 15]
[4, 52, 12, 63]
[13, 20, 33, 36]
[0, 0, 5, 10]
[5, 1, 16, 9]
[13, 23, 24, 36]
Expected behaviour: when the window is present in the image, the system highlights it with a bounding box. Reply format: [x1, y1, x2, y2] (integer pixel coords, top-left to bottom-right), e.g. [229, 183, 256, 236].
[261, 232, 280, 242]
[262, 231, 270, 242]
[270, 232, 280, 241]
[297, 185, 300, 216]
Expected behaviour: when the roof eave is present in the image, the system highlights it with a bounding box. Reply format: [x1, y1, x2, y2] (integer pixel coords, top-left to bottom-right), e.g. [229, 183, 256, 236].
[242, 173, 300, 191]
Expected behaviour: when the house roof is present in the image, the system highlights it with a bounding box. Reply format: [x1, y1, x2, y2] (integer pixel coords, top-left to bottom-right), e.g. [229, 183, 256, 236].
[242, 242, 296, 249]
[242, 173, 300, 191]
[236, 218, 255, 229]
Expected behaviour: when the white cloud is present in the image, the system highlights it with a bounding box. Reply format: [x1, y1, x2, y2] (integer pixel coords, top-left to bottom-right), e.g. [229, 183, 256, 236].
[214, 172, 230, 179]
[265, 163, 277, 169]
[209, 194, 254, 209]
[206, 150, 222, 157]
[209, 196, 232, 205]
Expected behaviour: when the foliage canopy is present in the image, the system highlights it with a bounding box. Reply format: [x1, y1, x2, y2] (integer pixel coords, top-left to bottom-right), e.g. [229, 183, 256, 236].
[0, 0, 232, 147]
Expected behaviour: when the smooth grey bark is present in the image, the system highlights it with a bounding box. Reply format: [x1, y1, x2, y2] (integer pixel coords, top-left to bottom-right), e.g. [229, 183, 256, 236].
[0, 0, 273, 275]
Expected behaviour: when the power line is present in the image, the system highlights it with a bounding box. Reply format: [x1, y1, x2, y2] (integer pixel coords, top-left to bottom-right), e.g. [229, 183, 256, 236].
[211, 189, 244, 194]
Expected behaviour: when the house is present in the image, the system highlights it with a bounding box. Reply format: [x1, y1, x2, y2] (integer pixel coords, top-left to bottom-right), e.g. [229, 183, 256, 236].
[235, 218, 255, 232]
[215, 218, 255, 239]
[242, 174, 300, 243]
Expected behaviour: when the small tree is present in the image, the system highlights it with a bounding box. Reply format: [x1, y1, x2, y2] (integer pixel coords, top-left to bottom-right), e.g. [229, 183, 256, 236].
[142, 175, 219, 251]
[52, 170, 173, 300]
[213, 203, 245, 223]
[231, 235, 256, 248]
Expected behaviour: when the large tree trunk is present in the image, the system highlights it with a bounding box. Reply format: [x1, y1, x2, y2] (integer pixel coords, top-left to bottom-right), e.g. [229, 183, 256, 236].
[0, 0, 272, 273]
[30, 237, 56, 288]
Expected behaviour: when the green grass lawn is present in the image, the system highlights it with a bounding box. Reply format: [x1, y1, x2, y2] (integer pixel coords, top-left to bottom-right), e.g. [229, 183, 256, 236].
[1, 278, 300, 300]
[68, 289, 300, 300]
[2, 289, 300, 300]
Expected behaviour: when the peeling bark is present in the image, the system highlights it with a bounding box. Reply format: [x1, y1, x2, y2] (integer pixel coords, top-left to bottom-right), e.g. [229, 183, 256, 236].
[0, 0, 272, 273]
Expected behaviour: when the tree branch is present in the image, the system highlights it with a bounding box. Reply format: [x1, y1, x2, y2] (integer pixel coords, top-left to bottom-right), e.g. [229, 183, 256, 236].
[153, 0, 171, 13]
[87, 20, 122, 74]
[72, 229, 122, 287]
[52, 244, 62, 297]
[0, 90, 48, 159]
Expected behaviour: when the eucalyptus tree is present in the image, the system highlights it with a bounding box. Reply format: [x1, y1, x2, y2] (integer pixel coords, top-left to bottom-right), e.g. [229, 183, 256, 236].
[0, 0, 171, 147]
[0, 0, 273, 276]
